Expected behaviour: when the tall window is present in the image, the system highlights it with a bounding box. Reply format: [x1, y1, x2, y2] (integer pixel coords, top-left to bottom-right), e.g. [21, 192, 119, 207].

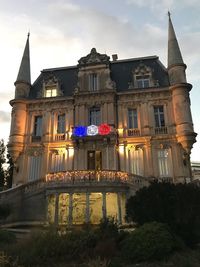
[45, 87, 57, 97]
[154, 106, 165, 127]
[129, 149, 143, 176]
[33, 116, 42, 136]
[158, 149, 172, 177]
[27, 156, 42, 181]
[136, 75, 150, 88]
[128, 109, 138, 128]
[57, 114, 65, 134]
[89, 107, 101, 125]
[89, 73, 98, 91]
[51, 153, 65, 172]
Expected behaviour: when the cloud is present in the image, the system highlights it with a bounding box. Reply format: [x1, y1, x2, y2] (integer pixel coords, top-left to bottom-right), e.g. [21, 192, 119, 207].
[126, 0, 174, 14]
[0, 111, 10, 123]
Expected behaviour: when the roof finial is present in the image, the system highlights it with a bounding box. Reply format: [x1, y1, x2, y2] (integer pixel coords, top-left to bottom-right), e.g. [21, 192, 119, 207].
[168, 10, 171, 18]
[27, 31, 30, 38]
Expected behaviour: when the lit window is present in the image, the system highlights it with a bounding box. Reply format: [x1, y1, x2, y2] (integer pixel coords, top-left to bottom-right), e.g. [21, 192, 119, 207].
[57, 114, 65, 134]
[128, 109, 138, 129]
[89, 107, 101, 125]
[45, 87, 57, 97]
[129, 149, 143, 176]
[33, 116, 42, 137]
[158, 149, 172, 177]
[136, 75, 150, 88]
[89, 73, 98, 91]
[154, 106, 165, 127]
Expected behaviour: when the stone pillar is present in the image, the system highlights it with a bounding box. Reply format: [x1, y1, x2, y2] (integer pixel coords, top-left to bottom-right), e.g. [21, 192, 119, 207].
[144, 141, 153, 177]
[124, 143, 127, 172]
[85, 192, 90, 223]
[102, 192, 107, 219]
[54, 193, 59, 226]
[117, 193, 122, 224]
[68, 193, 73, 225]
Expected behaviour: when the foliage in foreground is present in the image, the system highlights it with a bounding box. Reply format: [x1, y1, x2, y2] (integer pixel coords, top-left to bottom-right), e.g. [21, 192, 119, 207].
[0, 219, 190, 267]
[126, 181, 200, 247]
[121, 222, 184, 263]
[0, 204, 10, 220]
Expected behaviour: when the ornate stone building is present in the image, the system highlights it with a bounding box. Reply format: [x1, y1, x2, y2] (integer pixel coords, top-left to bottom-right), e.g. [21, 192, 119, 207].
[0, 15, 196, 228]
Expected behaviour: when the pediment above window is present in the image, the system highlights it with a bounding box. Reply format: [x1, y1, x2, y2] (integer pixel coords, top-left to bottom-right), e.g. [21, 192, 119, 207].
[78, 48, 110, 67]
[129, 63, 159, 89]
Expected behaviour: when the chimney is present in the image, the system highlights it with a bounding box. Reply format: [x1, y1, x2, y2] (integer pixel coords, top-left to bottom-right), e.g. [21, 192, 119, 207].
[112, 54, 118, 61]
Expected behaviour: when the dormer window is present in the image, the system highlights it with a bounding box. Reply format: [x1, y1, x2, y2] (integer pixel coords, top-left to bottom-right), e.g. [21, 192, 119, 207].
[45, 87, 57, 97]
[89, 73, 98, 91]
[37, 75, 63, 98]
[132, 63, 154, 89]
[136, 75, 150, 88]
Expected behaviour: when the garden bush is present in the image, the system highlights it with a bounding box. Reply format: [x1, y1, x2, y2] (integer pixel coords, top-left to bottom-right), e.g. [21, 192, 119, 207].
[126, 181, 200, 247]
[121, 222, 184, 263]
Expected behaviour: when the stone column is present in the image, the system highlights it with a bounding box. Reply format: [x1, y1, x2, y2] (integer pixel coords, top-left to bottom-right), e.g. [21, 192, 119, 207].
[117, 193, 122, 225]
[54, 193, 59, 226]
[85, 192, 90, 223]
[68, 193, 73, 225]
[102, 192, 107, 219]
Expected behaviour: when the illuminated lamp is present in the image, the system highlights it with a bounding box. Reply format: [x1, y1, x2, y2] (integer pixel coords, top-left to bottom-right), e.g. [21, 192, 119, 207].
[98, 123, 111, 135]
[87, 125, 98, 136]
[73, 126, 87, 137]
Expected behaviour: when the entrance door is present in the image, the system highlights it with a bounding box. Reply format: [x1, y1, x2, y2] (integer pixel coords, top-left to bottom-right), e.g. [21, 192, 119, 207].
[87, 151, 102, 170]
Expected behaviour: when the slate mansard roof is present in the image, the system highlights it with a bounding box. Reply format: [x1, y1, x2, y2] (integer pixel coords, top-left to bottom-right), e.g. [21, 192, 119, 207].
[30, 55, 169, 99]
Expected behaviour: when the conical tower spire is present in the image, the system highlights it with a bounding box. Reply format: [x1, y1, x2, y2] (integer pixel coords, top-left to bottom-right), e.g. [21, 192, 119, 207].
[15, 33, 31, 85]
[14, 33, 31, 99]
[168, 12, 184, 68]
[167, 12, 186, 85]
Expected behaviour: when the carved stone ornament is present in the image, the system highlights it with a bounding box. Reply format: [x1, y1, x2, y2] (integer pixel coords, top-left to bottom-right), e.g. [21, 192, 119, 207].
[105, 78, 116, 90]
[134, 63, 152, 75]
[78, 48, 110, 67]
[26, 147, 44, 156]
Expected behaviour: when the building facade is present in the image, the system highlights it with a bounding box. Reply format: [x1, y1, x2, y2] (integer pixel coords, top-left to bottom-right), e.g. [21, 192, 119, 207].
[0, 15, 196, 228]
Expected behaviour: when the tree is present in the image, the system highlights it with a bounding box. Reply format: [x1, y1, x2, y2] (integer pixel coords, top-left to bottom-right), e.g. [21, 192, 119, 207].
[126, 181, 200, 247]
[0, 139, 6, 190]
[5, 152, 13, 189]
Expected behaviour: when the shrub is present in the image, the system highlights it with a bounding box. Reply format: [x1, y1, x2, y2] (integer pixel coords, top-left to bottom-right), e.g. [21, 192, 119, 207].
[0, 230, 16, 247]
[121, 222, 184, 263]
[126, 181, 200, 247]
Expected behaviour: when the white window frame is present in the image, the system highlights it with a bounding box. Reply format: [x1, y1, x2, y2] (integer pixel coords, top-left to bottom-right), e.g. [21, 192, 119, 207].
[158, 149, 172, 177]
[154, 106, 165, 127]
[89, 73, 98, 91]
[89, 107, 101, 125]
[45, 87, 57, 97]
[33, 116, 43, 137]
[57, 114, 66, 134]
[135, 75, 150, 88]
[128, 108, 138, 129]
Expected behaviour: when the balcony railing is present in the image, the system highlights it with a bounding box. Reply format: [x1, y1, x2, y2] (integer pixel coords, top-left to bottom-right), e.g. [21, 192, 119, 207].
[154, 126, 168, 135]
[45, 170, 148, 187]
[127, 128, 140, 137]
[54, 134, 66, 141]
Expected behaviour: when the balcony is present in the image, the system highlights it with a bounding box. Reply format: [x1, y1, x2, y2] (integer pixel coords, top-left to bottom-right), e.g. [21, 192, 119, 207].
[54, 133, 66, 141]
[45, 170, 148, 188]
[154, 126, 168, 135]
[127, 128, 140, 137]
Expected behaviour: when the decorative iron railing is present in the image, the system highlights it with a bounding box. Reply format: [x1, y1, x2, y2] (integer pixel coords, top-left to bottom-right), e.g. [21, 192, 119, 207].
[54, 134, 66, 141]
[127, 128, 140, 137]
[45, 170, 147, 186]
[154, 126, 168, 135]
